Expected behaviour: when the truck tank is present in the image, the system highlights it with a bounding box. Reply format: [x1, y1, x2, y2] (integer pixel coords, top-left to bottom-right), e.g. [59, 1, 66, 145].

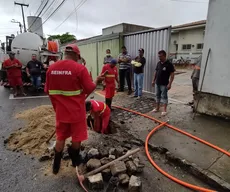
[11, 32, 43, 66]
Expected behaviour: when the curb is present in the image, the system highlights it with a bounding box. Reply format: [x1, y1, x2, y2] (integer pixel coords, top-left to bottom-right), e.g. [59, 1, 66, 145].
[113, 120, 230, 192]
[148, 143, 230, 192]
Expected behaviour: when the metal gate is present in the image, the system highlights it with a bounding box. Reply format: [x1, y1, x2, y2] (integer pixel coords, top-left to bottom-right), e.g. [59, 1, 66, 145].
[124, 26, 171, 93]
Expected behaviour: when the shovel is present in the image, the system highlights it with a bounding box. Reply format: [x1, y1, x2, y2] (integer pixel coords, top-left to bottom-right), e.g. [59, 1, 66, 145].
[46, 130, 56, 150]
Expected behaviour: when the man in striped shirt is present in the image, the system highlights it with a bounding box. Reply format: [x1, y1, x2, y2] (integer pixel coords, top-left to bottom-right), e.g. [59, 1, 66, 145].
[117, 46, 132, 95]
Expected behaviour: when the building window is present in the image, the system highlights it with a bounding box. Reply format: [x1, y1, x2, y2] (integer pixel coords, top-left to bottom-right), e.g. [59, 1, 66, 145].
[182, 44, 191, 50]
[197, 43, 204, 50]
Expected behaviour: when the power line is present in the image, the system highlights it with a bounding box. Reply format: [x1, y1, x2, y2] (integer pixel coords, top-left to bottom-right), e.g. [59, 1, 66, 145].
[72, 0, 79, 33]
[34, 0, 45, 16]
[54, 0, 87, 31]
[170, 0, 208, 3]
[40, 0, 57, 18]
[33, 0, 67, 32]
[28, 0, 49, 30]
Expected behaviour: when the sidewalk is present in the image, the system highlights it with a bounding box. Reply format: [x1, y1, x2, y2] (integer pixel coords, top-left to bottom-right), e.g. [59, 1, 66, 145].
[94, 70, 230, 187]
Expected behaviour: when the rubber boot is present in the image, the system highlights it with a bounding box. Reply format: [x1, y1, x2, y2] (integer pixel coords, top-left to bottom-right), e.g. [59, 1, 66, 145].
[105, 98, 112, 110]
[52, 149, 62, 174]
[68, 147, 81, 167]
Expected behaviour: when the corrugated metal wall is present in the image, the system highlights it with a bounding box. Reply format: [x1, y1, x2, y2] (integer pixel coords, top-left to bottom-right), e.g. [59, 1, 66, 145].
[124, 26, 171, 93]
[97, 39, 120, 74]
[77, 34, 121, 79]
[78, 43, 97, 79]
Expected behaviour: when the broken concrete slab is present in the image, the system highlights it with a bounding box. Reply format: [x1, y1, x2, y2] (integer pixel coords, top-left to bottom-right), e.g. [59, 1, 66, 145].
[128, 175, 142, 192]
[86, 159, 101, 171]
[100, 157, 112, 165]
[105, 176, 119, 192]
[99, 147, 109, 158]
[110, 161, 127, 176]
[109, 155, 116, 160]
[115, 146, 124, 158]
[118, 173, 130, 185]
[126, 161, 137, 175]
[87, 173, 104, 190]
[109, 148, 116, 155]
[102, 168, 112, 182]
[87, 148, 99, 159]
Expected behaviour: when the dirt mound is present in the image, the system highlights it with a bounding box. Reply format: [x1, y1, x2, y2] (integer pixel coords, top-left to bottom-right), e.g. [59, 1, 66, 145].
[8, 105, 55, 156]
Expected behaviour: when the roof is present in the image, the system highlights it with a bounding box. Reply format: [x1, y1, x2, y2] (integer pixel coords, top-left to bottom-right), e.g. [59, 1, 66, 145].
[173, 20, 206, 29]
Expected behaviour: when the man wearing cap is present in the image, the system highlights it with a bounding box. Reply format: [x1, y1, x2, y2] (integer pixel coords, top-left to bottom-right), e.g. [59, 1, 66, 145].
[3, 52, 26, 96]
[85, 100, 111, 134]
[117, 46, 132, 95]
[45, 44, 103, 174]
[131, 48, 146, 99]
[100, 59, 119, 109]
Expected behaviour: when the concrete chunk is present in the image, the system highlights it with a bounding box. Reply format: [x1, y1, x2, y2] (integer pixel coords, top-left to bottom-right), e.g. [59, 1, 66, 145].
[102, 168, 112, 182]
[115, 146, 124, 158]
[129, 176, 142, 192]
[87, 148, 99, 159]
[87, 173, 104, 190]
[110, 161, 127, 176]
[118, 173, 130, 185]
[126, 161, 137, 175]
[101, 157, 112, 165]
[87, 159, 101, 171]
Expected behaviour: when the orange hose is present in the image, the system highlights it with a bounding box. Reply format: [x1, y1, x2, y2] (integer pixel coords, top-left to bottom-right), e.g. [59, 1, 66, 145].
[113, 105, 230, 191]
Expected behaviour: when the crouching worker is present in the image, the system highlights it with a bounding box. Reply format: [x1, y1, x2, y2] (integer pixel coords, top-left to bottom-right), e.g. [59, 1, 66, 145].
[85, 100, 111, 134]
[45, 44, 103, 174]
[101, 59, 119, 109]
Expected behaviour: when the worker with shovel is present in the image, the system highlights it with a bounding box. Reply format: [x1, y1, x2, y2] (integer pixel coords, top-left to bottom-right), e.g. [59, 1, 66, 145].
[45, 44, 103, 174]
[85, 100, 111, 134]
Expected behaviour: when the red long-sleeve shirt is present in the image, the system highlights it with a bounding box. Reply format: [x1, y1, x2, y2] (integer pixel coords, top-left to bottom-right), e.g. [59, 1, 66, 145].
[45, 59, 96, 123]
[3, 58, 22, 77]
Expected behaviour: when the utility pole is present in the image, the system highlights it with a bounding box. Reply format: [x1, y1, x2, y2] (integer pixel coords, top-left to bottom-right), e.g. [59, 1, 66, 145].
[14, 1, 29, 32]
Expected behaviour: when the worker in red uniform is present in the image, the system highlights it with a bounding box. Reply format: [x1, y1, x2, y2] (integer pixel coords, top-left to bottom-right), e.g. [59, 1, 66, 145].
[85, 100, 111, 134]
[101, 59, 119, 109]
[3, 52, 26, 96]
[45, 44, 103, 174]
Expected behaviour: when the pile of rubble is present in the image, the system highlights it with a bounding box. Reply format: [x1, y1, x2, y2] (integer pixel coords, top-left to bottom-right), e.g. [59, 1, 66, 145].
[66, 146, 144, 191]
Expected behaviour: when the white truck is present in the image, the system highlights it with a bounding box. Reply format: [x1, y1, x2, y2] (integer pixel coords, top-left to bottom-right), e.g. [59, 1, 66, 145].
[0, 32, 62, 87]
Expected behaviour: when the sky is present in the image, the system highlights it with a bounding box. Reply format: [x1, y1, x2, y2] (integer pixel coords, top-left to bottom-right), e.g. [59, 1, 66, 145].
[0, 0, 209, 42]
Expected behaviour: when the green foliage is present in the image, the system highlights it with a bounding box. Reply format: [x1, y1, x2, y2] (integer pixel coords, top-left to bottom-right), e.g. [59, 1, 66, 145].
[48, 32, 76, 44]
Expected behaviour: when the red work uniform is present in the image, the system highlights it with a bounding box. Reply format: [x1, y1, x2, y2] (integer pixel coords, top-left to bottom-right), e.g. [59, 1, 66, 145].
[90, 100, 111, 134]
[101, 64, 118, 98]
[3, 59, 23, 86]
[45, 60, 96, 142]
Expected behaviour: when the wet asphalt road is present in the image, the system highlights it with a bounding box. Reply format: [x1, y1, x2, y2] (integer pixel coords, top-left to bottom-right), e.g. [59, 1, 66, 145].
[0, 87, 84, 192]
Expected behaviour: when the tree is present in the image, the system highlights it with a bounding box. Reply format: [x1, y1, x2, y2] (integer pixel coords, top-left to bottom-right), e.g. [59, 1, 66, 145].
[48, 32, 76, 44]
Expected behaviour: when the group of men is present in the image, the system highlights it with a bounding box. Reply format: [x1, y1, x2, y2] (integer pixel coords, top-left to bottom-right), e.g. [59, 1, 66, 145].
[102, 47, 175, 116]
[2, 52, 47, 96]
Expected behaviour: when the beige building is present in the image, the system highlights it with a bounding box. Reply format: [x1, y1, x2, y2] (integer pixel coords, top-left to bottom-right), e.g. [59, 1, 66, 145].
[170, 20, 206, 63]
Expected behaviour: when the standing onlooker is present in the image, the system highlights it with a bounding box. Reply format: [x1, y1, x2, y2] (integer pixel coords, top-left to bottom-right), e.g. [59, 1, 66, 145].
[3, 52, 26, 96]
[118, 46, 132, 95]
[104, 49, 113, 64]
[152, 50, 175, 116]
[26, 54, 44, 91]
[189, 55, 202, 105]
[131, 48, 146, 98]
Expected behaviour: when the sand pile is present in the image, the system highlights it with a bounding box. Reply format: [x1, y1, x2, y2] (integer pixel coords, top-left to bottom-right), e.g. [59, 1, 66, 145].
[8, 105, 56, 156]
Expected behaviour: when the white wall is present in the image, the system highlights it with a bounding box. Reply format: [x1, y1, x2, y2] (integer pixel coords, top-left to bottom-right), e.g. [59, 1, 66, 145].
[200, 0, 230, 97]
[170, 27, 205, 59]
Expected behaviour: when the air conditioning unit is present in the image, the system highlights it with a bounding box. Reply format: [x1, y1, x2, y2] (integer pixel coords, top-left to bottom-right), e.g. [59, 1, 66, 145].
[173, 40, 177, 45]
